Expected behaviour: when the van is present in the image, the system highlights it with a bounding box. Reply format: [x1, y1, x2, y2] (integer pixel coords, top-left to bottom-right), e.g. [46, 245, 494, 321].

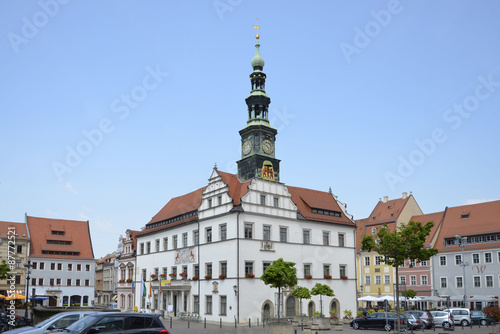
[444, 308, 471, 326]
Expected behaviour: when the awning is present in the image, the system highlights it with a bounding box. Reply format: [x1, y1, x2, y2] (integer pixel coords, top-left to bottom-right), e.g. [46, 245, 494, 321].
[112, 295, 118, 301]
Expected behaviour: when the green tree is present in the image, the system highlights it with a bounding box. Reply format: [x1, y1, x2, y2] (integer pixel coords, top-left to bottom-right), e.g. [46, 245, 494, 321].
[261, 258, 298, 320]
[401, 289, 417, 299]
[361, 221, 438, 334]
[291, 286, 311, 316]
[311, 283, 334, 317]
[0, 260, 11, 280]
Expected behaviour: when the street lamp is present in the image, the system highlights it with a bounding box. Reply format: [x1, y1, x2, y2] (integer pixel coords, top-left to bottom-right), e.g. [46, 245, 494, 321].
[455, 235, 468, 308]
[24, 259, 32, 317]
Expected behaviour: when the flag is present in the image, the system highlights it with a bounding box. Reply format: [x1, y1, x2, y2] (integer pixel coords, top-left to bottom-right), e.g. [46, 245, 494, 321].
[131, 280, 135, 294]
[141, 277, 146, 297]
[159, 278, 162, 293]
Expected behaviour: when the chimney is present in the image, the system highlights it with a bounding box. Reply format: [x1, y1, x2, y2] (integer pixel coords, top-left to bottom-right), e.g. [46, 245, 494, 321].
[383, 196, 388, 203]
[402, 192, 407, 199]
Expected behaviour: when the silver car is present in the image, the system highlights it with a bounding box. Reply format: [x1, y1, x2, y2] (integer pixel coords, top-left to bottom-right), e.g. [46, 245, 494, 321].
[4, 311, 96, 334]
[430, 311, 454, 329]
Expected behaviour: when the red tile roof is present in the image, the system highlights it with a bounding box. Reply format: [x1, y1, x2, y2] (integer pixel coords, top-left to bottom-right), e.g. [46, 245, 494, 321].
[139, 171, 354, 236]
[409, 211, 445, 248]
[0, 221, 29, 240]
[287, 186, 355, 226]
[355, 218, 369, 253]
[27, 216, 94, 260]
[434, 200, 500, 252]
[366, 196, 411, 226]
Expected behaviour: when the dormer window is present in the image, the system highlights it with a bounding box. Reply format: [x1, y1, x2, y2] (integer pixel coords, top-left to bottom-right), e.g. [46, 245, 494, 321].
[461, 213, 469, 219]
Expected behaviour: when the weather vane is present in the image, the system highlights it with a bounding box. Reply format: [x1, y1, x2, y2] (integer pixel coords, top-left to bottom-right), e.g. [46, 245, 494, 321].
[253, 18, 260, 39]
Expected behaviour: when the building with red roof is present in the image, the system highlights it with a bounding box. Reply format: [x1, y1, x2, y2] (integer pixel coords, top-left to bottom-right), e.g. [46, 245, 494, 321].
[133, 33, 357, 323]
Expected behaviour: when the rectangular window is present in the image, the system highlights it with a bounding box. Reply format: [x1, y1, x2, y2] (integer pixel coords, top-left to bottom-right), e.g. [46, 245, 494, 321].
[455, 254, 462, 265]
[456, 276, 463, 288]
[400, 276, 406, 284]
[220, 224, 227, 240]
[263, 226, 271, 241]
[32, 262, 37, 270]
[410, 275, 417, 286]
[473, 253, 479, 264]
[375, 275, 381, 285]
[38, 278, 44, 285]
[273, 197, 279, 208]
[304, 264, 311, 277]
[244, 224, 252, 239]
[303, 230, 310, 244]
[155, 239, 160, 252]
[323, 231, 329, 245]
[15, 260, 21, 269]
[206, 263, 212, 277]
[183, 233, 188, 247]
[338, 233, 345, 247]
[410, 259, 416, 267]
[76, 279, 81, 286]
[260, 195, 266, 205]
[280, 227, 287, 242]
[440, 277, 447, 288]
[220, 296, 227, 315]
[440, 256, 447, 266]
[57, 263, 62, 270]
[50, 278, 55, 286]
[39, 262, 45, 270]
[193, 295, 199, 314]
[245, 262, 253, 275]
[51, 263, 55, 270]
[339, 265, 346, 278]
[173, 236, 178, 249]
[364, 256, 371, 266]
[77, 264, 82, 271]
[485, 252, 492, 263]
[375, 256, 381, 265]
[208, 198, 212, 208]
[365, 275, 371, 285]
[86, 264, 90, 271]
[85, 279, 90, 287]
[420, 261, 427, 266]
[14, 275, 20, 285]
[205, 296, 212, 314]
[194, 265, 199, 278]
[485, 275, 493, 287]
[32, 278, 36, 286]
[421, 275, 428, 286]
[146, 242, 151, 254]
[163, 237, 168, 251]
[67, 278, 72, 286]
[220, 262, 227, 277]
[193, 231, 198, 246]
[474, 276, 481, 287]
[218, 195, 222, 206]
[323, 265, 330, 276]
[16, 245, 22, 253]
[263, 262, 271, 273]
[384, 275, 391, 285]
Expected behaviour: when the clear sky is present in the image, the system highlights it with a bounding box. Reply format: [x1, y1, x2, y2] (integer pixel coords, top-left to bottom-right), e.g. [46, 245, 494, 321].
[1, 1, 499, 259]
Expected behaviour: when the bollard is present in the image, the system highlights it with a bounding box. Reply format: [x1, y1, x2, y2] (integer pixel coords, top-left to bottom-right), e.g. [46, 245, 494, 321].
[169, 317, 172, 328]
[301, 319, 304, 331]
[204, 318, 206, 328]
[249, 318, 251, 328]
[257, 318, 259, 327]
[188, 319, 190, 328]
[295, 329, 297, 334]
[220, 318, 222, 328]
[235, 318, 237, 328]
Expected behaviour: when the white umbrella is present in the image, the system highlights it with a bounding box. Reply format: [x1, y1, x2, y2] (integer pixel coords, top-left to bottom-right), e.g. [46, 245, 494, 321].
[468, 295, 496, 302]
[421, 296, 445, 302]
[359, 296, 381, 301]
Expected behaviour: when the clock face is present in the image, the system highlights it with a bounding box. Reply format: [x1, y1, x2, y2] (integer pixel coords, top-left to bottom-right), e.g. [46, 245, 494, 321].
[262, 139, 273, 154]
[242, 140, 252, 155]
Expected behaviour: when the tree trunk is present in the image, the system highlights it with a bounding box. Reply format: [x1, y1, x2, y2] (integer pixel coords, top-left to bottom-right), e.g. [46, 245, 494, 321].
[278, 287, 281, 321]
[395, 266, 400, 334]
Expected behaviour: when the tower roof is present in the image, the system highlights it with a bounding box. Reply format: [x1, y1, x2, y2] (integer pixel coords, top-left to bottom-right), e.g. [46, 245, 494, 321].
[251, 41, 265, 70]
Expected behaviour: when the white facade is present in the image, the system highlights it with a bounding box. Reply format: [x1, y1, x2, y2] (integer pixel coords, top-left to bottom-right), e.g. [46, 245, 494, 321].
[135, 170, 357, 323]
[30, 258, 95, 307]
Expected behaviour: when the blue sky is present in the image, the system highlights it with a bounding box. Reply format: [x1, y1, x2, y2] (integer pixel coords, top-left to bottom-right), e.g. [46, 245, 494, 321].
[1, 1, 499, 259]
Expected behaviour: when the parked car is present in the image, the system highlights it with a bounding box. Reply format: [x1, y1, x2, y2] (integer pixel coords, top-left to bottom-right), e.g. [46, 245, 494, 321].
[350, 312, 408, 331]
[406, 311, 434, 329]
[470, 310, 494, 326]
[47, 312, 170, 334]
[430, 311, 454, 329]
[404, 313, 421, 330]
[4, 312, 96, 334]
[444, 308, 471, 326]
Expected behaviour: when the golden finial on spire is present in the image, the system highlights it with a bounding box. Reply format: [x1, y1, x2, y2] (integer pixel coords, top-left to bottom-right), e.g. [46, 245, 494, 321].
[252, 18, 260, 39]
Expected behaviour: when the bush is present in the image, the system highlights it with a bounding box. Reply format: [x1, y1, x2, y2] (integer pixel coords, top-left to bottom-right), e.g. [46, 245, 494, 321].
[483, 306, 500, 321]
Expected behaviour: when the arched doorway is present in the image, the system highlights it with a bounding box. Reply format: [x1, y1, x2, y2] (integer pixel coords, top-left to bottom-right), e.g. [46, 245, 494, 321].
[307, 301, 315, 317]
[286, 296, 296, 317]
[329, 298, 340, 317]
[261, 300, 274, 322]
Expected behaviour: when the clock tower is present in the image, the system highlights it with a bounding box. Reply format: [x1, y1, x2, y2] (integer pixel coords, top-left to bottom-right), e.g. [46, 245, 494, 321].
[237, 30, 280, 182]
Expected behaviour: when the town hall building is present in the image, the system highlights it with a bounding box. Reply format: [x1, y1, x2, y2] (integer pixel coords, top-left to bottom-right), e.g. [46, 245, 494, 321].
[134, 32, 357, 323]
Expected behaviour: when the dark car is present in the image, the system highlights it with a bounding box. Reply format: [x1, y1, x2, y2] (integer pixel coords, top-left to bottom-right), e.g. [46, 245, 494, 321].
[350, 312, 408, 331]
[50, 312, 170, 334]
[406, 310, 434, 329]
[404, 313, 421, 330]
[470, 311, 494, 326]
